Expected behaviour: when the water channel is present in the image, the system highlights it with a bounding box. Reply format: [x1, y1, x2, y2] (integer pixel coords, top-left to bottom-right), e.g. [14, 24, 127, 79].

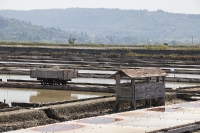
[0, 87, 111, 106]
[1, 69, 200, 106]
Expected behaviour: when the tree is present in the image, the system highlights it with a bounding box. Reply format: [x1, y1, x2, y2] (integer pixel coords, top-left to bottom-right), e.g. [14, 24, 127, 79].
[68, 38, 76, 45]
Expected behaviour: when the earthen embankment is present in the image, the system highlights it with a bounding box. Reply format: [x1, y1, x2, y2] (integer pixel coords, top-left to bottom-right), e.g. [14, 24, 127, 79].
[0, 93, 185, 132]
[1, 45, 200, 56]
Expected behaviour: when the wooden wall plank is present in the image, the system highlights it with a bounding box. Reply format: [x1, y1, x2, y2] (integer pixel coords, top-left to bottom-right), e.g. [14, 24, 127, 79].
[120, 82, 165, 100]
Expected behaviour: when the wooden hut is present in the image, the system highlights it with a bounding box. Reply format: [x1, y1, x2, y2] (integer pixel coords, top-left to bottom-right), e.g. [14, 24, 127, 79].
[114, 68, 167, 110]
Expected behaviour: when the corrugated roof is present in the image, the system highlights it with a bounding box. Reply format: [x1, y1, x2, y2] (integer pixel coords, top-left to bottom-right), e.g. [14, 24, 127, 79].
[116, 68, 167, 78]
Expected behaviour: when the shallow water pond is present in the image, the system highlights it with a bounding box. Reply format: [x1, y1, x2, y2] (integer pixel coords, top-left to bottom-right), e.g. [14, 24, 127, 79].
[0, 87, 111, 106]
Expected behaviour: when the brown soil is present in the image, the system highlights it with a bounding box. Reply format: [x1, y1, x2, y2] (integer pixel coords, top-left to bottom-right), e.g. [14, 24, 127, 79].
[0, 109, 58, 132]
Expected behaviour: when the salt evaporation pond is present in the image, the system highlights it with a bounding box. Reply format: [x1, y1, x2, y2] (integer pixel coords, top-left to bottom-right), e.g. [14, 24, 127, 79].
[1, 69, 200, 105]
[0, 87, 110, 106]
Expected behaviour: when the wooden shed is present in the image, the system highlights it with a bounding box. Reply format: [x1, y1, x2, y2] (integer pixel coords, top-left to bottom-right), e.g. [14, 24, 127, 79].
[114, 68, 167, 110]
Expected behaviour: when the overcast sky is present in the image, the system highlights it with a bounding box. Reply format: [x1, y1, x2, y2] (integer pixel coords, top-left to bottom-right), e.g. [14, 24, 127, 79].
[0, 0, 200, 14]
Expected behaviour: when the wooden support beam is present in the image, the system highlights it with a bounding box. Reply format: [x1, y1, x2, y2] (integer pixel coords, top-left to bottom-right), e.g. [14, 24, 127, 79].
[146, 77, 150, 83]
[149, 99, 152, 107]
[162, 84, 166, 106]
[146, 77, 151, 107]
[162, 76, 165, 83]
[115, 74, 121, 110]
[156, 77, 159, 82]
[162, 76, 165, 105]
[131, 78, 136, 110]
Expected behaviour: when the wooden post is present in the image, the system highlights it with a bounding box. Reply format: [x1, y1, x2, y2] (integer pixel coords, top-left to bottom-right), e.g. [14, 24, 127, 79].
[146, 77, 151, 107]
[154, 76, 160, 106]
[146, 77, 150, 83]
[131, 78, 136, 110]
[115, 74, 121, 110]
[162, 76, 165, 82]
[162, 76, 166, 106]
[156, 77, 159, 82]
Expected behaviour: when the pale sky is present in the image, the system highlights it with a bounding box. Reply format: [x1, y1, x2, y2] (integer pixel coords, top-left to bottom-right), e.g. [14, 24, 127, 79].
[0, 0, 200, 14]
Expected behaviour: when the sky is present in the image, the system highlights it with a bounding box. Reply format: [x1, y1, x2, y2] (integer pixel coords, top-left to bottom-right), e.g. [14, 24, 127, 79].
[0, 0, 200, 14]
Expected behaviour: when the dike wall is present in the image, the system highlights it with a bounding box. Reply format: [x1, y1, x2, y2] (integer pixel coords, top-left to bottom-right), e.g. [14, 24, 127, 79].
[0, 109, 57, 132]
[0, 93, 183, 132]
[1, 46, 200, 56]
[0, 96, 118, 132]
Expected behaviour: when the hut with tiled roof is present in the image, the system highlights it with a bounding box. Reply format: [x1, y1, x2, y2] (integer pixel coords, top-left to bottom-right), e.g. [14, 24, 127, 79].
[114, 68, 167, 110]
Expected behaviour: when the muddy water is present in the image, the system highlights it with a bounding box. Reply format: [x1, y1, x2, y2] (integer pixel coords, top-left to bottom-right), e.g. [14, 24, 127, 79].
[0, 61, 62, 65]
[78, 70, 116, 74]
[0, 87, 111, 106]
[0, 74, 36, 82]
[137, 67, 200, 71]
[166, 82, 200, 89]
[1, 74, 200, 87]
[0, 74, 127, 84]
[167, 73, 200, 79]
[1, 72, 200, 106]
[71, 78, 129, 84]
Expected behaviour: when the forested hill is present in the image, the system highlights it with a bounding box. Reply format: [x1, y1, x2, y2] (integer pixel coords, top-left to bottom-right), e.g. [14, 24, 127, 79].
[0, 16, 81, 43]
[0, 8, 200, 44]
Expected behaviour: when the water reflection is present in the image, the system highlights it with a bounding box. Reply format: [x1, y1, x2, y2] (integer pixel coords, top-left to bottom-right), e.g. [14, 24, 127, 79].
[0, 61, 63, 65]
[0, 87, 110, 106]
[1, 72, 200, 106]
[0, 74, 200, 89]
[165, 82, 200, 89]
[1, 73, 200, 83]
[0, 74, 36, 82]
[137, 67, 200, 71]
[78, 70, 116, 74]
[70, 78, 129, 85]
[0, 88, 37, 106]
[167, 73, 200, 79]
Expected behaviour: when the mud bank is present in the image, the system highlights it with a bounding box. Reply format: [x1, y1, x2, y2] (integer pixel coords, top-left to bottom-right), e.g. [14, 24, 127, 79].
[42, 93, 185, 121]
[0, 82, 115, 93]
[0, 109, 57, 132]
[0, 93, 186, 132]
[1, 45, 200, 56]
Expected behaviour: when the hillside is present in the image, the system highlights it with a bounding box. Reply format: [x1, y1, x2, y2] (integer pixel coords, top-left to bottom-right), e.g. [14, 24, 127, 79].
[0, 16, 115, 44]
[0, 16, 98, 44]
[0, 8, 200, 44]
[0, 16, 74, 43]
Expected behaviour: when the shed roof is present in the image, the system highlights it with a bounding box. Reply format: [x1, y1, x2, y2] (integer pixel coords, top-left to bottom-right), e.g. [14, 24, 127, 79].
[114, 68, 167, 78]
